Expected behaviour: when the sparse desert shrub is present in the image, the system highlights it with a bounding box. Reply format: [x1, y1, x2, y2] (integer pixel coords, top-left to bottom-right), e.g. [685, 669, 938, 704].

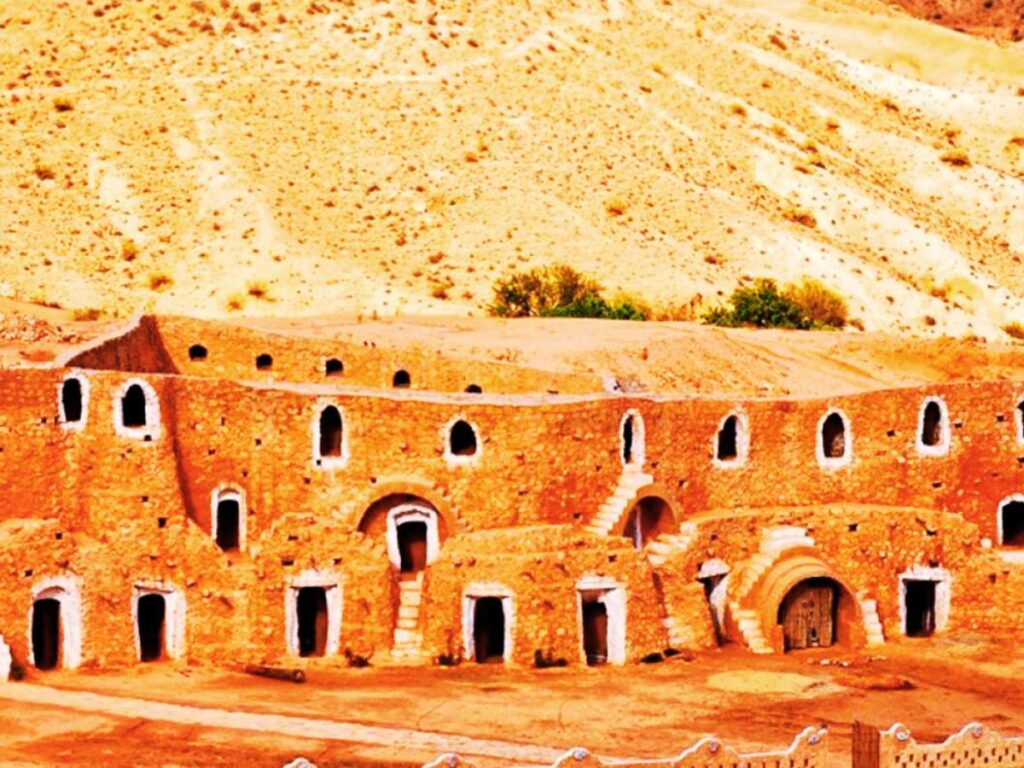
[148, 273, 173, 291]
[704, 277, 847, 330]
[1003, 322, 1024, 341]
[940, 148, 971, 167]
[784, 277, 847, 329]
[605, 195, 628, 216]
[53, 97, 73, 112]
[33, 163, 55, 181]
[489, 265, 647, 320]
[247, 281, 270, 300]
[226, 294, 245, 311]
[72, 308, 102, 322]
[782, 205, 817, 228]
[121, 239, 139, 262]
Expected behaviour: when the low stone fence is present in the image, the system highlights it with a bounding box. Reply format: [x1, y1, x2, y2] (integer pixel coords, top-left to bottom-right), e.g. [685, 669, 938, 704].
[423, 726, 829, 768]
[853, 722, 1024, 768]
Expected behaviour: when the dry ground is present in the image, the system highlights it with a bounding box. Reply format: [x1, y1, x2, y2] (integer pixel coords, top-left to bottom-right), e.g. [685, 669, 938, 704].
[3, 638, 1024, 767]
[2, 0, 1024, 339]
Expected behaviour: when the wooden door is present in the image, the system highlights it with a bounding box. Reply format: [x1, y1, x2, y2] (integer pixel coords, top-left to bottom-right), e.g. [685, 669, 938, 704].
[781, 580, 835, 651]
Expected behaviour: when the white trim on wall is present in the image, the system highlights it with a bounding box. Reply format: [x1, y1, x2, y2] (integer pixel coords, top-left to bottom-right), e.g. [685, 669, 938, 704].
[311, 401, 349, 470]
[210, 486, 246, 552]
[443, 415, 482, 468]
[131, 580, 185, 661]
[816, 408, 852, 469]
[461, 583, 514, 663]
[576, 576, 627, 665]
[29, 576, 83, 670]
[712, 410, 749, 469]
[915, 396, 951, 457]
[385, 503, 440, 570]
[619, 409, 645, 468]
[285, 569, 342, 657]
[898, 565, 951, 636]
[113, 378, 161, 441]
[57, 372, 90, 431]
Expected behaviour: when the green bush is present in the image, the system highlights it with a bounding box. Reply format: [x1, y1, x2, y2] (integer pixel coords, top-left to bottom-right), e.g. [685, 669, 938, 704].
[704, 277, 846, 330]
[489, 265, 647, 320]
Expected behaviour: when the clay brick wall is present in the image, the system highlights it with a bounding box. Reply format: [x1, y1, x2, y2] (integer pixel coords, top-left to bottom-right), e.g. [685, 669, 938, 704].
[854, 722, 1024, 768]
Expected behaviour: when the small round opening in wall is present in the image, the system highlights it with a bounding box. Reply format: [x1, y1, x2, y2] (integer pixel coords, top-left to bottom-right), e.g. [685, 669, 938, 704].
[325, 358, 343, 377]
[449, 420, 478, 457]
[188, 344, 208, 361]
[465, 384, 482, 394]
[256, 353, 273, 370]
[392, 369, 411, 388]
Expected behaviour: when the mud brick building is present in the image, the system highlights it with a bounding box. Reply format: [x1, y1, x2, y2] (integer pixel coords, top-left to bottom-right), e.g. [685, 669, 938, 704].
[3, 315, 1024, 673]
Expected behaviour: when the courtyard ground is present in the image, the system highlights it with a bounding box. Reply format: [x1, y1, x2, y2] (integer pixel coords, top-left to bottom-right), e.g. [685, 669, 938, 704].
[1, 637, 1023, 767]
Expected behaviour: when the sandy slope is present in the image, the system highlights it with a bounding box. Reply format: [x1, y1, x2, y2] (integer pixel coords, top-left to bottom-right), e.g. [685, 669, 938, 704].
[2, 0, 1023, 338]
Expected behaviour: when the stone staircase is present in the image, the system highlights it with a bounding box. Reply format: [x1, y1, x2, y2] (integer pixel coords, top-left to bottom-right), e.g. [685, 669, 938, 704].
[645, 521, 699, 568]
[583, 467, 654, 536]
[860, 598, 885, 646]
[391, 573, 426, 662]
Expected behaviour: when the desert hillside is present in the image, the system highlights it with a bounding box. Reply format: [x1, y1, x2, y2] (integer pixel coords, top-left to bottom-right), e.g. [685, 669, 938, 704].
[2, 0, 1023, 338]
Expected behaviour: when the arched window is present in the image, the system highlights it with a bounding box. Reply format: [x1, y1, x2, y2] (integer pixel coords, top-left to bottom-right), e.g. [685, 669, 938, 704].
[214, 492, 242, 552]
[256, 353, 273, 370]
[622, 416, 635, 464]
[819, 410, 849, 464]
[188, 344, 208, 361]
[318, 406, 343, 458]
[620, 410, 645, 467]
[449, 420, 478, 457]
[325, 358, 343, 377]
[717, 416, 738, 461]
[918, 397, 949, 454]
[60, 378, 83, 424]
[393, 369, 411, 388]
[122, 384, 147, 428]
[1000, 496, 1024, 546]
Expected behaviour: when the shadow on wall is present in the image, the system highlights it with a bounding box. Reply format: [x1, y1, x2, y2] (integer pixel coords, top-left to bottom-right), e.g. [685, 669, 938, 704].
[65, 315, 179, 374]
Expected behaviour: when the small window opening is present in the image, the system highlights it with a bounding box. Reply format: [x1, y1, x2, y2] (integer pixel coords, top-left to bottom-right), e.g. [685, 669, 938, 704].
[216, 498, 240, 551]
[392, 369, 411, 388]
[137, 593, 166, 662]
[449, 420, 477, 457]
[61, 378, 83, 423]
[904, 580, 937, 637]
[581, 597, 609, 665]
[325, 358, 343, 376]
[1018, 402, 1024, 440]
[921, 401, 943, 447]
[122, 384, 147, 428]
[32, 598, 61, 670]
[465, 384, 482, 394]
[717, 416, 738, 461]
[318, 406, 343, 458]
[472, 597, 506, 663]
[821, 412, 846, 459]
[398, 521, 428, 573]
[188, 344, 208, 361]
[1002, 501, 1024, 545]
[297, 587, 328, 657]
[256, 353, 273, 370]
[622, 416, 635, 464]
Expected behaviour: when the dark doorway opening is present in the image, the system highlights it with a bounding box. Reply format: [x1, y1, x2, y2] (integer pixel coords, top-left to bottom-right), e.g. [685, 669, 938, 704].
[318, 406, 343, 458]
[297, 587, 328, 658]
[122, 384, 147, 428]
[821, 413, 846, 459]
[904, 580, 937, 637]
[1018, 402, 1024, 441]
[921, 401, 943, 447]
[449, 420, 477, 456]
[1002, 501, 1024, 545]
[624, 497, 673, 549]
[325, 358, 343, 376]
[717, 416, 738, 461]
[398, 521, 428, 573]
[256, 353, 273, 370]
[188, 344, 208, 361]
[61, 378, 83, 423]
[700, 574, 727, 645]
[465, 384, 482, 394]
[392, 370, 411, 388]
[137, 593, 166, 662]
[472, 597, 505, 663]
[778, 578, 838, 652]
[215, 497, 240, 551]
[581, 599, 609, 665]
[32, 598, 61, 670]
[622, 416, 635, 464]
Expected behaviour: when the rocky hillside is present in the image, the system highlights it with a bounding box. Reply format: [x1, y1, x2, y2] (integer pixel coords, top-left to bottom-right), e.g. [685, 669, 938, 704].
[2, 0, 1023, 338]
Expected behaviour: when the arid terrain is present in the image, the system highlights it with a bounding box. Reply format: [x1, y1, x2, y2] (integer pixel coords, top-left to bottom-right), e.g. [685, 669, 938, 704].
[1, 0, 1023, 338]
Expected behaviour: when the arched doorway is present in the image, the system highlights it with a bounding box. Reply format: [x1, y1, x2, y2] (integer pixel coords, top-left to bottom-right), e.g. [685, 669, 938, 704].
[623, 496, 674, 549]
[31, 598, 61, 670]
[358, 494, 446, 574]
[776, 576, 858, 652]
[29, 579, 82, 671]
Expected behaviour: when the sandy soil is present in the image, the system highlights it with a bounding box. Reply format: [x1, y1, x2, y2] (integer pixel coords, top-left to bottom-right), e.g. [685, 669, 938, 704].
[2, 0, 1024, 339]
[5, 639, 1024, 767]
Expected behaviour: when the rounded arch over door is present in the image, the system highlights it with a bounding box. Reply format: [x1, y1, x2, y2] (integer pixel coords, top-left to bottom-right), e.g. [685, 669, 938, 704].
[28, 576, 82, 671]
[358, 493, 448, 571]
